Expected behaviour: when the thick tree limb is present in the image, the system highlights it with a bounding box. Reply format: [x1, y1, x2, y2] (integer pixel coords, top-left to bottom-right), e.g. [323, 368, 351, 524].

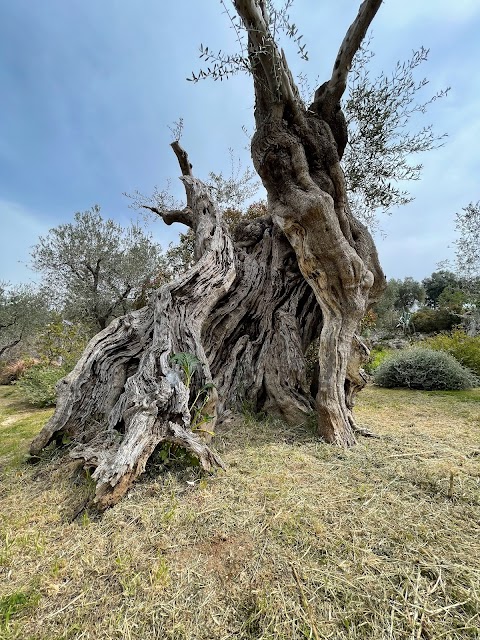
[139, 140, 196, 227]
[232, 0, 386, 445]
[171, 140, 193, 177]
[142, 205, 193, 228]
[320, 0, 383, 116]
[0, 337, 21, 358]
[233, 0, 301, 116]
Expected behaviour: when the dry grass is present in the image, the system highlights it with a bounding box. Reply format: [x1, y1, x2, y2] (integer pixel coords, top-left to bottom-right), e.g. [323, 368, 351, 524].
[0, 384, 479, 639]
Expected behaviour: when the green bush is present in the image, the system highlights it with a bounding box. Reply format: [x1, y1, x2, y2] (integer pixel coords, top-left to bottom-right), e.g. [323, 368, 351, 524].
[364, 347, 392, 374]
[374, 348, 478, 391]
[411, 307, 459, 333]
[16, 364, 66, 407]
[35, 315, 90, 371]
[421, 330, 480, 377]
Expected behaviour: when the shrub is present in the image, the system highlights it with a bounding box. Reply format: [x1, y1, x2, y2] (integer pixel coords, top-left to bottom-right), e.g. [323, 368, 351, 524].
[411, 307, 459, 333]
[364, 347, 392, 374]
[0, 358, 39, 385]
[422, 330, 480, 377]
[35, 316, 90, 370]
[374, 348, 478, 391]
[16, 364, 66, 407]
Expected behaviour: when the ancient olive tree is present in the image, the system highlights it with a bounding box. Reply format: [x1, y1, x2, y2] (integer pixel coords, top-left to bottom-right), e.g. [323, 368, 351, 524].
[31, 0, 388, 509]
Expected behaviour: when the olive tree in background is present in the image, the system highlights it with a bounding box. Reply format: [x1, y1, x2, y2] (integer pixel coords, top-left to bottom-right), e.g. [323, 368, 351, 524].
[0, 283, 50, 359]
[454, 201, 479, 281]
[31, 206, 168, 331]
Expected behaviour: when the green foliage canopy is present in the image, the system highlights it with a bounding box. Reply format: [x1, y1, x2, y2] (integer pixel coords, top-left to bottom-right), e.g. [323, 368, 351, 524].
[0, 283, 50, 359]
[31, 207, 168, 331]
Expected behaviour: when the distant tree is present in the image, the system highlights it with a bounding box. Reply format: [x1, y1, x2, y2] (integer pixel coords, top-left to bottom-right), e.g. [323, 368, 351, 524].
[411, 307, 459, 334]
[437, 286, 467, 314]
[394, 277, 425, 312]
[0, 283, 50, 359]
[374, 277, 424, 329]
[454, 201, 479, 279]
[31, 207, 168, 331]
[431, 202, 480, 334]
[34, 313, 90, 370]
[373, 279, 400, 329]
[422, 270, 461, 309]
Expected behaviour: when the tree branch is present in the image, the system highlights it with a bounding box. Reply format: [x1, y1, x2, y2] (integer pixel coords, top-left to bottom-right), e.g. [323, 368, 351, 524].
[233, 0, 300, 116]
[0, 338, 21, 358]
[322, 0, 383, 110]
[0, 319, 17, 331]
[171, 141, 193, 177]
[141, 205, 193, 228]
[0, 327, 24, 358]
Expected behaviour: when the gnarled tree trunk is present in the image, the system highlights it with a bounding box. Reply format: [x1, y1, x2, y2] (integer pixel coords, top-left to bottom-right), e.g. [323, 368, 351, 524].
[31, 0, 386, 508]
[31, 146, 235, 509]
[233, 0, 385, 445]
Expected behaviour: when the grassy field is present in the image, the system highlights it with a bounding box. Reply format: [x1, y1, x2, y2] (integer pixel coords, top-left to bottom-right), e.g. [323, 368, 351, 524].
[0, 384, 479, 640]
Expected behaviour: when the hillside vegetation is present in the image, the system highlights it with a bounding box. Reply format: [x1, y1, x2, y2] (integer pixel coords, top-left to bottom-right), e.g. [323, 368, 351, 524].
[0, 384, 479, 639]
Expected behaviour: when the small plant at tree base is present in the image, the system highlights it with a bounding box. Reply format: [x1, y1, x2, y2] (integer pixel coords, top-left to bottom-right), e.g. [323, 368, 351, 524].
[374, 347, 478, 391]
[155, 441, 201, 469]
[189, 382, 216, 435]
[170, 351, 216, 434]
[160, 352, 217, 468]
[170, 352, 201, 390]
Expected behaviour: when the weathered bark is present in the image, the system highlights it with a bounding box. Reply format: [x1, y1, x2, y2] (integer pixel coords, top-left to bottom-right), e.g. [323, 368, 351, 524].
[205, 220, 320, 423]
[31, 147, 234, 509]
[233, 0, 385, 445]
[30, 144, 321, 508]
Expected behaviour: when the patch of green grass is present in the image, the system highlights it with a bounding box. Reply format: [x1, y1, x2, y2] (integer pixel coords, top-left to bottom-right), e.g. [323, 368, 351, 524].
[0, 385, 53, 467]
[425, 388, 480, 403]
[0, 590, 40, 629]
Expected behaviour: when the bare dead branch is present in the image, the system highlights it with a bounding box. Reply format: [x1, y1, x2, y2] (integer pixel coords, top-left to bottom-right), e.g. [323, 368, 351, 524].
[171, 141, 194, 177]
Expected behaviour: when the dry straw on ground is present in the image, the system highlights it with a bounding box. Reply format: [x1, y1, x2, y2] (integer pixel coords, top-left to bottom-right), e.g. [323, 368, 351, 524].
[0, 384, 479, 639]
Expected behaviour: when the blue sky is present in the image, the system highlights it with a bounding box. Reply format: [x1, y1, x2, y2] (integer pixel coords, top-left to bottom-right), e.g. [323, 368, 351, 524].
[1, 0, 479, 285]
